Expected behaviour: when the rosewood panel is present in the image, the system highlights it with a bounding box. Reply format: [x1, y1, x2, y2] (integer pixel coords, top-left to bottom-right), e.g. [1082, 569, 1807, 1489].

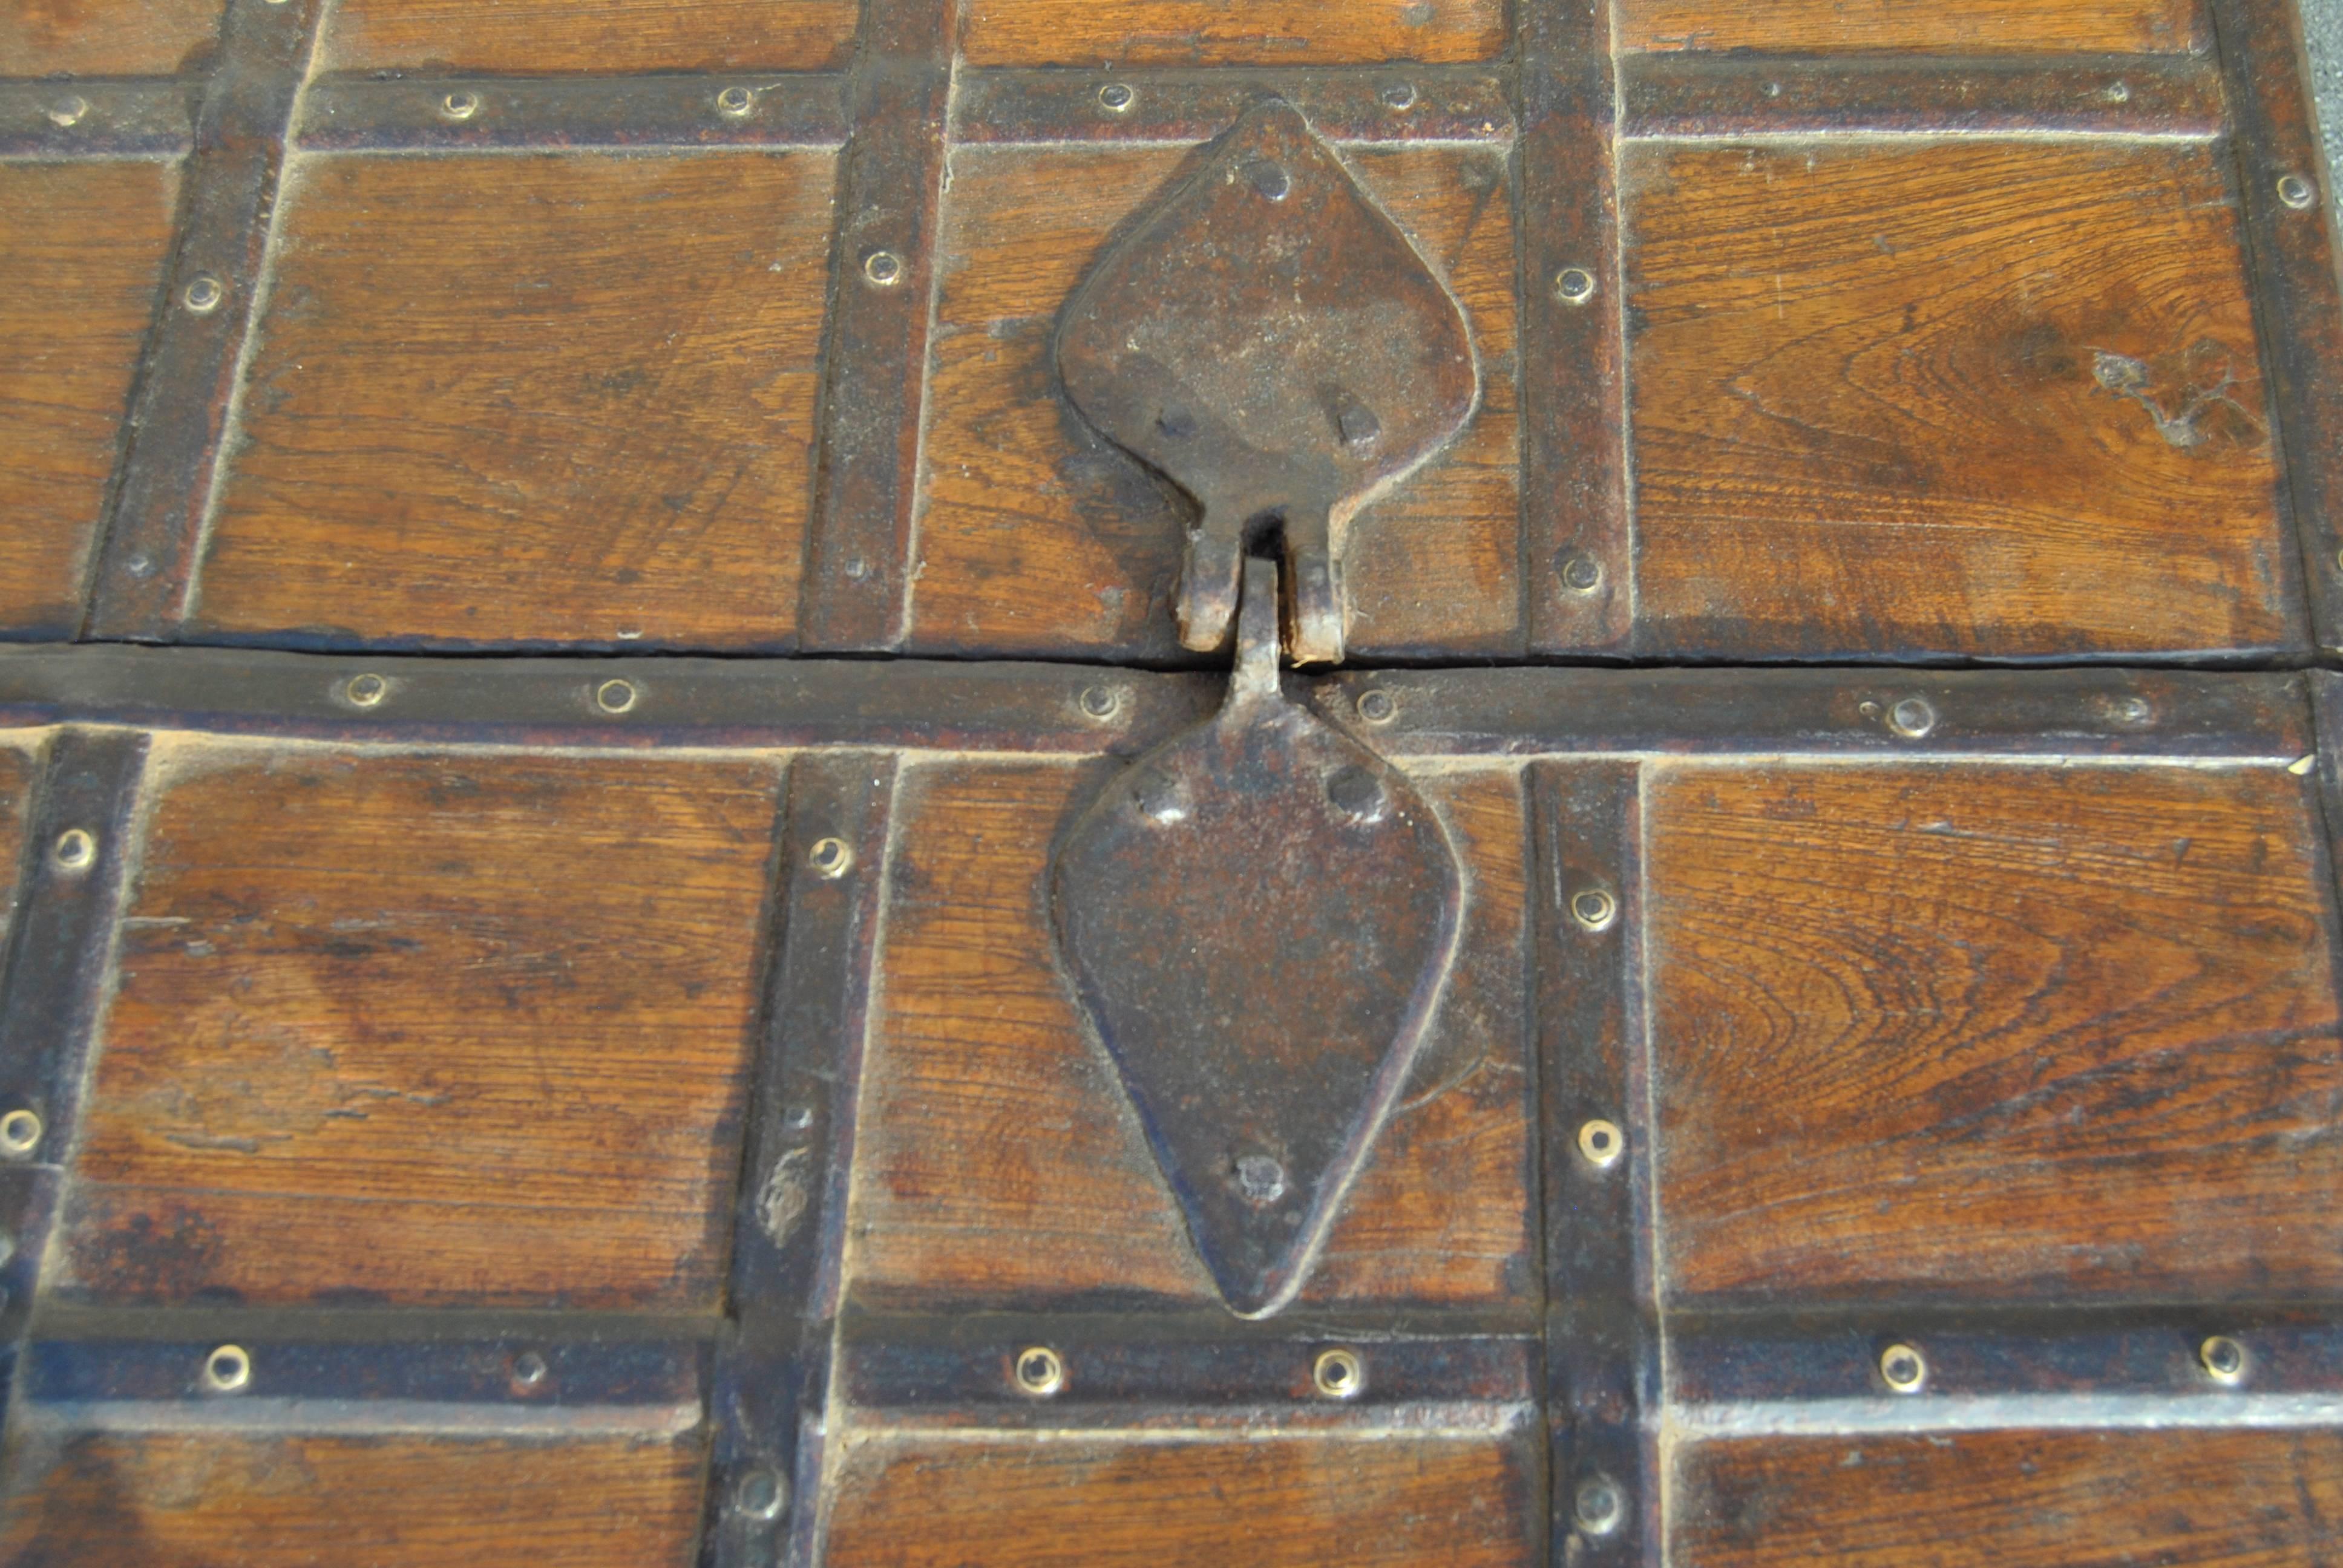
[54, 747, 785, 1310]
[0, 0, 225, 76]
[1647, 762, 2343, 1308]
[908, 142, 1520, 662]
[1671, 1428, 2343, 1568]
[318, 0, 859, 73]
[844, 759, 1533, 1312]
[1616, 0, 2206, 53]
[958, 0, 1507, 67]
[1624, 139, 2298, 659]
[821, 1429, 1541, 1567]
[0, 162, 181, 639]
[188, 151, 836, 650]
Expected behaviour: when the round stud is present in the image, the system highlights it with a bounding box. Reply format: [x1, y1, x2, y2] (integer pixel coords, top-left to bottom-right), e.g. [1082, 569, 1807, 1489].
[439, 89, 481, 122]
[344, 672, 387, 708]
[715, 85, 755, 118]
[2114, 695, 2151, 725]
[182, 273, 225, 314]
[1381, 80, 1417, 110]
[1356, 690, 1397, 725]
[1578, 1118, 1625, 1169]
[808, 837, 853, 879]
[510, 1350, 549, 1390]
[2102, 79, 2131, 103]
[1574, 1476, 1624, 1536]
[1014, 1345, 1065, 1397]
[1247, 160, 1291, 201]
[1312, 1347, 1364, 1400]
[0, 1109, 43, 1159]
[1887, 696, 1936, 739]
[1555, 266, 1598, 305]
[863, 250, 903, 287]
[202, 1344, 252, 1394]
[1079, 685, 1123, 720]
[1558, 550, 1603, 593]
[594, 678, 637, 714]
[733, 1465, 788, 1520]
[1235, 1154, 1286, 1205]
[2275, 172, 2318, 211]
[1879, 1342, 1927, 1394]
[2200, 1334, 2247, 1385]
[1097, 82, 1135, 114]
[1326, 765, 1389, 825]
[1570, 887, 1618, 933]
[52, 828, 97, 873]
[45, 94, 91, 128]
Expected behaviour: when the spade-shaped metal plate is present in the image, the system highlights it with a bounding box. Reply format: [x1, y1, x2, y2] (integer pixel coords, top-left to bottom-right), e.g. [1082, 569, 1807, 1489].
[1057, 99, 1477, 665]
[1052, 561, 1462, 1316]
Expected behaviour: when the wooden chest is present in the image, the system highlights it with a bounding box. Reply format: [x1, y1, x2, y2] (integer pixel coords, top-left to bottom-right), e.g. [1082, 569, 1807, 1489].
[2, 0, 2342, 1562]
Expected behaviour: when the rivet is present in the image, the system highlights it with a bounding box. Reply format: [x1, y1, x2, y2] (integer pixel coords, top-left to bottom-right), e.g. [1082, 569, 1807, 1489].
[863, 249, 903, 287]
[1381, 80, 1417, 110]
[202, 1344, 252, 1394]
[1574, 1476, 1624, 1535]
[2114, 695, 2151, 725]
[1098, 82, 1135, 113]
[733, 1466, 788, 1520]
[808, 836, 853, 878]
[1879, 1342, 1927, 1394]
[1326, 766, 1390, 825]
[182, 273, 225, 314]
[1555, 266, 1598, 305]
[1558, 550, 1602, 593]
[2102, 79, 2131, 103]
[2200, 1334, 2247, 1384]
[1337, 402, 1382, 448]
[1887, 696, 1936, 739]
[0, 1109, 43, 1159]
[1079, 685, 1123, 720]
[52, 828, 97, 873]
[1014, 1345, 1065, 1397]
[594, 678, 637, 714]
[1577, 1118, 1624, 1169]
[1357, 690, 1396, 725]
[1570, 887, 1618, 933]
[1247, 159, 1291, 201]
[45, 94, 90, 128]
[344, 672, 387, 708]
[440, 89, 480, 121]
[715, 85, 755, 118]
[510, 1350, 549, 1390]
[1133, 769, 1190, 826]
[1235, 1154, 1286, 1204]
[2275, 172, 2318, 211]
[125, 552, 156, 579]
[1312, 1347, 1364, 1400]
[782, 1103, 816, 1132]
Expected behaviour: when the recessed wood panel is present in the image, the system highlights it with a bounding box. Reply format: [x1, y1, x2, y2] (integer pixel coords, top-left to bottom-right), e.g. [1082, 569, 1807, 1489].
[960, 0, 1505, 67]
[824, 1430, 1538, 1567]
[58, 747, 782, 1310]
[321, 0, 859, 73]
[1625, 140, 2292, 659]
[1648, 762, 2343, 1308]
[1674, 1428, 2343, 1568]
[908, 143, 1519, 662]
[0, 161, 180, 639]
[1617, 0, 2203, 52]
[1, 1426, 706, 1567]
[1, 0, 223, 75]
[190, 152, 835, 651]
[845, 760, 1532, 1310]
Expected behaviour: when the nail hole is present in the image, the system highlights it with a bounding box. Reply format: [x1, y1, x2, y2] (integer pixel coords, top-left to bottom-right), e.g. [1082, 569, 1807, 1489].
[202, 1344, 252, 1394]
[2276, 172, 2318, 211]
[2200, 1334, 2247, 1384]
[1313, 1348, 1363, 1399]
[1879, 1343, 1927, 1394]
[808, 837, 853, 878]
[1555, 266, 1598, 304]
[1575, 1476, 1624, 1535]
[715, 85, 755, 117]
[344, 673, 387, 708]
[439, 90, 480, 121]
[594, 678, 637, 714]
[863, 250, 903, 286]
[1570, 887, 1618, 933]
[510, 1350, 549, 1390]
[52, 828, 96, 872]
[1356, 690, 1396, 725]
[182, 274, 224, 313]
[1887, 696, 1936, 739]
[733, 1465, 788, 1520]
[1079, 685, 1122, 720]
[1014, 1346, 1065, 1397]
[1578, 1118, 1624, 1169]
[1097, 82, 1134, 113]
[0, 1109, 43, 1158]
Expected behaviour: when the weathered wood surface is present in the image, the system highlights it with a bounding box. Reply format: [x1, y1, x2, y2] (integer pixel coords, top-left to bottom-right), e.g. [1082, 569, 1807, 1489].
[958, 0, 1507, 66]
[1648, 762, 2343, 1307]
[55, 747, 782, 1310]
[0, 743, 31, 956]
[1617, 0, 2206, 53]
[318, 0, 860, 73]
[0, 0, 223, 76]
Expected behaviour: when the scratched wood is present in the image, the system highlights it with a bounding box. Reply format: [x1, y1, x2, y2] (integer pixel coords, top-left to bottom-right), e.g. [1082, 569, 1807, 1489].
[54, 746, 783, 1310]
[909, 143, 1520, 662]
[844, 759, 1532, 1311]
[959, 0, 1505, 66]
[1624, 139, 2294, 659]
[1647, 762, 2343, 1308]
[320, 0, 860, 73]
[0, 162, 181, 640]
[0, 1426, 707, 1567]
[823, 1430, 1539, 1567]
[0, 0, 224, 76]
[1673, 1428, 2343, 1568]
[187, 152, 835, 651]
[1616, 0, 2204, 51]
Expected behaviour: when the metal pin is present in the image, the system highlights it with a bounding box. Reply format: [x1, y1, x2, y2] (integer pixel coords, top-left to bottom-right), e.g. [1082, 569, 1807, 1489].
[2275, 173, 2318, 211]
[1570, 887, 1618, 933]
[1312, 1347, 1364, 1399]
[1575, 1477, 1624, 1535]
[45, 94, 90, 128]
[1555, 266, 1598, 305]
[1381, 81, 1417, 110]
[1578, 1118, 1624, 1168]
[2113, 695, 2151, 725]
[594, 678, 637, 714]
[344, 672, 387, 708]
[0, 1109, 42, 1159]
[202, 1344, 252, 1394]
[1356, 690, 1397, 725]
[1014, 1345, 1065, 1397]
[1098, 82, 1135, 114]
[1079, 685, 1123, 720]
[439, 89, 480, 122]
[1887, 697, 1936, 739]
[863, 250, 903, 287]
[1235, 1154, 1286, 1204]
[2200, 1334, 2247, 1385]
[714, 85, 755, 118]
[1558, 550, 1602, 593]
[1879, 1342, 1927, 1393]
[51, 828, 96, 872]
[808, 837, 853, 879]
[182, 274, 225, 314]
[733, 1466, 788, 1520]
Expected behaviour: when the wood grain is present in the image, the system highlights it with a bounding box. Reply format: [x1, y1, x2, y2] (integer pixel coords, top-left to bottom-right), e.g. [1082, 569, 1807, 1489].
[845, 760, 1532, 1310]
[1674, 1428, 2343, 1568]
[1, 1428, 706, 1567]
[1625, 140, 2293, 659]
[960, 0, 1504, 67]
[1617, 0, 2204, 53]
[0, 162, 180, 639]
[190, 152, 835, 651]
[823, 1431, 1538, 1567]
[58, 747, 782, 1310]
[0, 744, 32, 956]
[909, 143, 1518, 661]
[321, 0, 859, 73]
[1648, 762, 2343, 1307]
[0, 0, 223, 75]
